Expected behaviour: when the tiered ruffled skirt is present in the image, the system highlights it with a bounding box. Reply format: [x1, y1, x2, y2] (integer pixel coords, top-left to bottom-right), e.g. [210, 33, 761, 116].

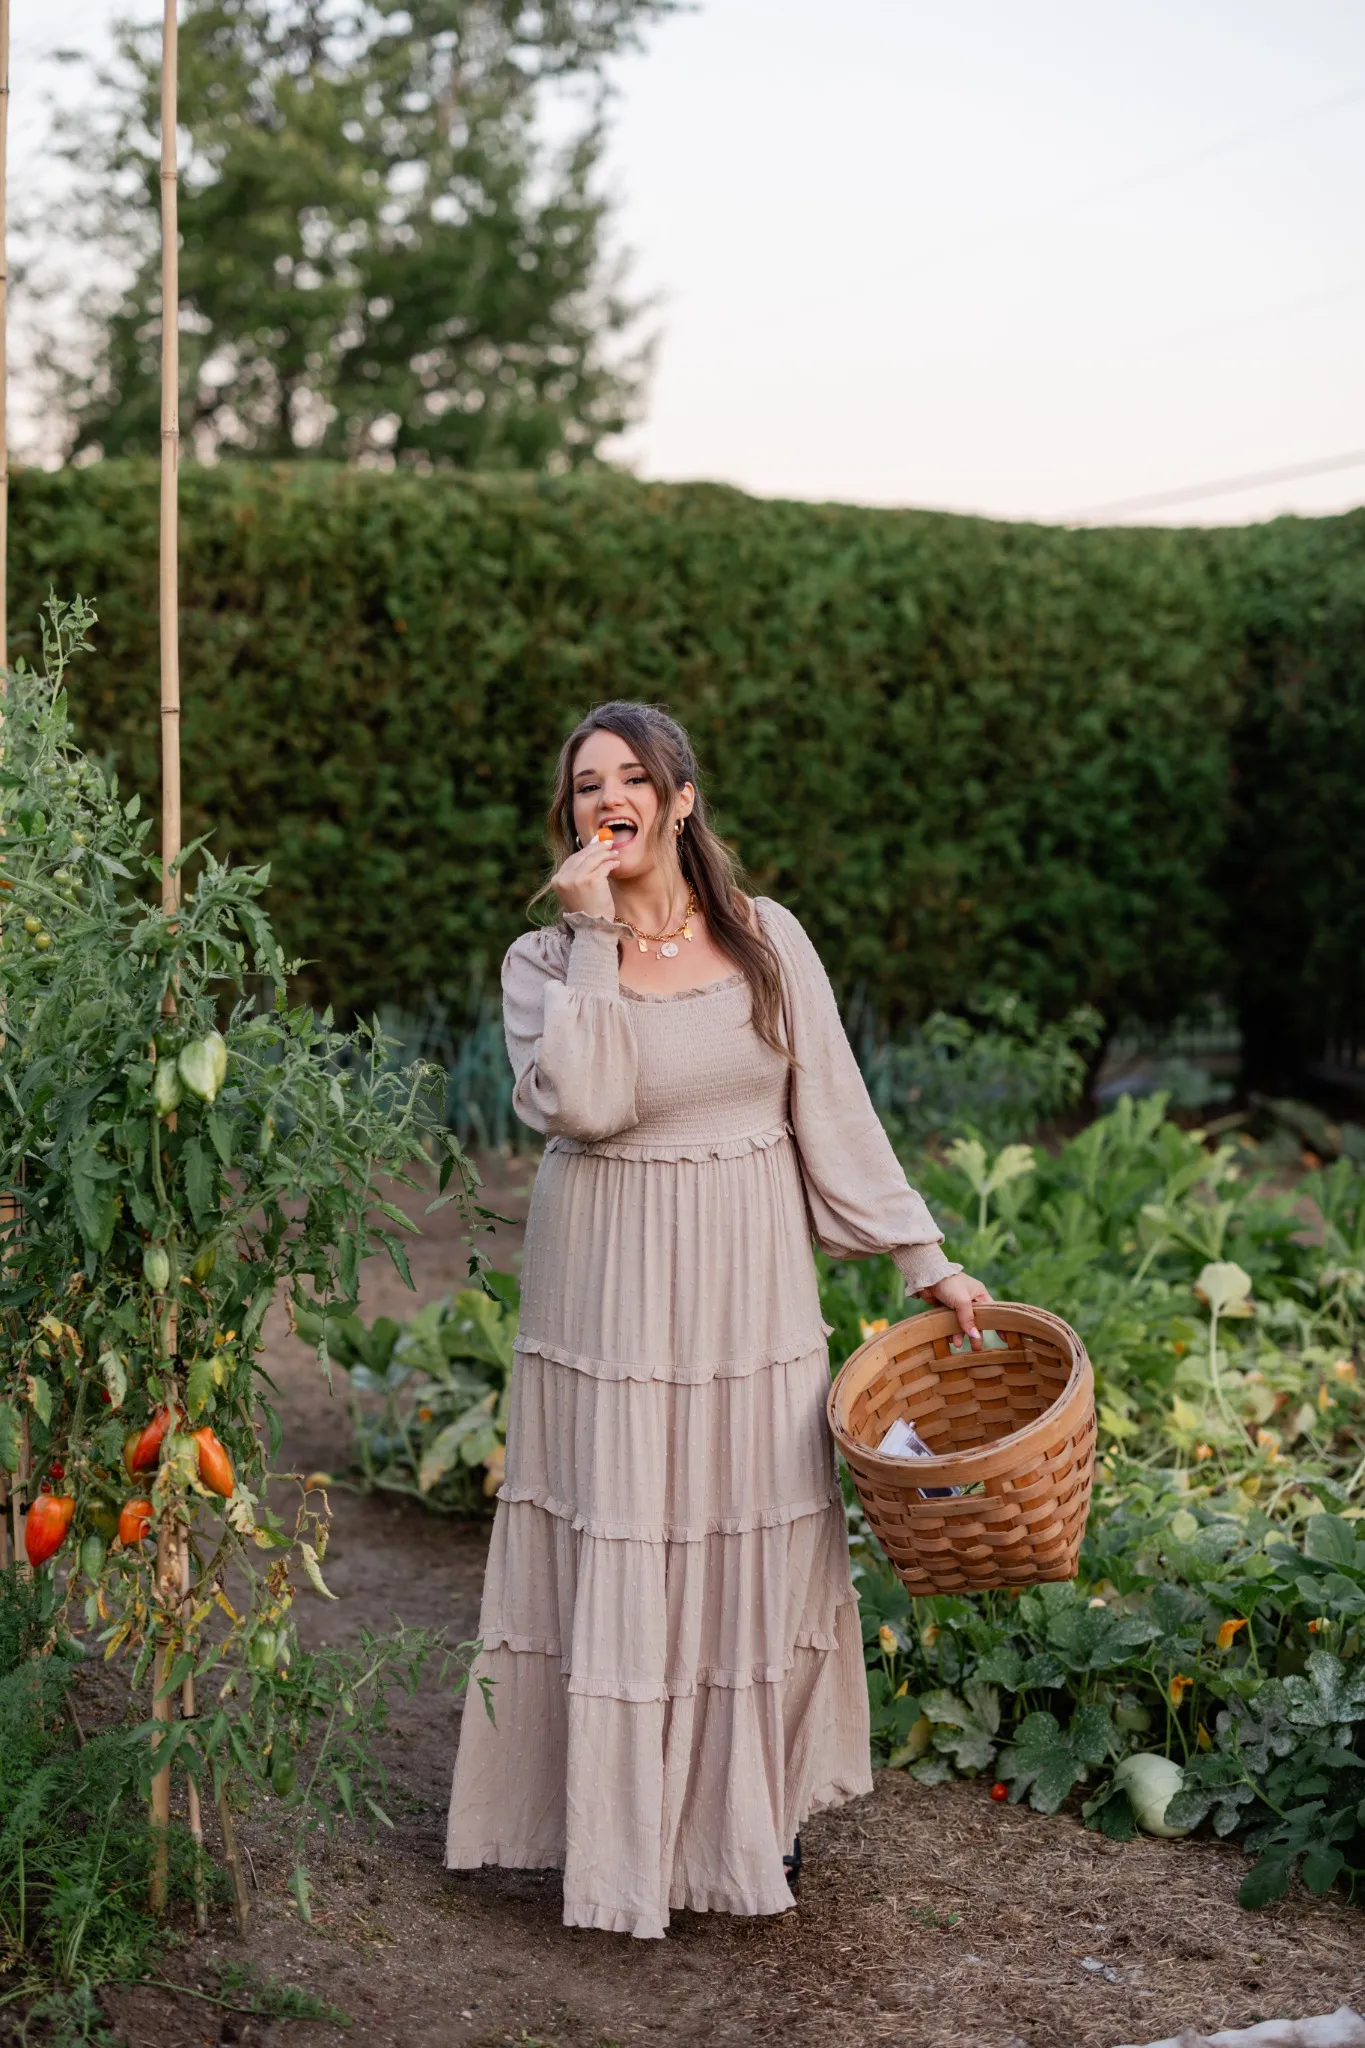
[445, 1127, 872, 1938]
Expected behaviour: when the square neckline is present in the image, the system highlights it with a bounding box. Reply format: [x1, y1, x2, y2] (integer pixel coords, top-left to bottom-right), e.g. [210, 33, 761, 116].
[618, 972, 746, 1005]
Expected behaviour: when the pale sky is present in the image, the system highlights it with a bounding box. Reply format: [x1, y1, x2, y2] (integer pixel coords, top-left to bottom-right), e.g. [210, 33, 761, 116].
[16, 0, 1365, 525]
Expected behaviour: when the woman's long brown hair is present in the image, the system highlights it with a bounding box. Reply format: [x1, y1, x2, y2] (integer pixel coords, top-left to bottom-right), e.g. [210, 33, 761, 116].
[537, 700, 791, 1061]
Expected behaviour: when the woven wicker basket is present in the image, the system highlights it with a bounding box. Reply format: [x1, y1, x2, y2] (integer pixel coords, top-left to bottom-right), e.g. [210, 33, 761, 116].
[827, 1302, 1096, 1596]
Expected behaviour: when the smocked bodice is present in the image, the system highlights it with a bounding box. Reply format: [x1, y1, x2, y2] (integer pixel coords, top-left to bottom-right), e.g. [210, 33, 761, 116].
[498, 895, 957, 1299]
[551, 973, 791, 1159]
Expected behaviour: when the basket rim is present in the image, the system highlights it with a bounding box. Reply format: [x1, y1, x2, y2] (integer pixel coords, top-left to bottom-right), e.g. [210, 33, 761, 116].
[827, 1299, 1093, 1482]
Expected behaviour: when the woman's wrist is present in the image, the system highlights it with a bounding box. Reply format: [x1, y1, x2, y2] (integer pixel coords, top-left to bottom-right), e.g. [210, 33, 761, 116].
[893, 1242, 961, 1294]
[563, 914, 628, 996]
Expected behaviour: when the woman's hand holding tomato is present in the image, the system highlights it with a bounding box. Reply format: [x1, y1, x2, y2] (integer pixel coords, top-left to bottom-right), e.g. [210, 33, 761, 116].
[551, 832, 621, 922]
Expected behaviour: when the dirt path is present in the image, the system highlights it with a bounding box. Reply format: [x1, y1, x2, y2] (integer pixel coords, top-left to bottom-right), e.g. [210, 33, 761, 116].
[98, 1158, 1365, 2048]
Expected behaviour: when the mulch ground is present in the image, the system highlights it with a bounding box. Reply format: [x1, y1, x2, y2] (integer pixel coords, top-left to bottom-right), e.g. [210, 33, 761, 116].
[60, 1158, 1365, 2047]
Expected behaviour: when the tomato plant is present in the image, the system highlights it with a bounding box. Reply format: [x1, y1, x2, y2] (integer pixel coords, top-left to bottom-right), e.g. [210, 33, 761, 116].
[0, 595, 485, 1915]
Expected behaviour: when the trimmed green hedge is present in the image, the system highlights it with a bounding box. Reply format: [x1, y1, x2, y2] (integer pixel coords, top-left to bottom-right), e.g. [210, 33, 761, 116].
[1222, 517, 1365, 1090]
[8, 463, 1362, 1072]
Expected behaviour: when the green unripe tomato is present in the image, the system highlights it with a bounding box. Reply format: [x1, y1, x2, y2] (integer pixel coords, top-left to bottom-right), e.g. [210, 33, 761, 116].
[86, 1501, 120, 1542]
[178, 1031, 228, 1104]
[271, 1747, 298, 1797]
[248, 1629, 277, 1674]
[142, 1244, 172, 1292]
[81, 1533, 107, 1580]
[33, 933, 52, 951]
[53, 869, 71, 885]
[191, 1242, 218, 1284]
[22, 916, 40, 935]
[152, 1060, 183, 1117]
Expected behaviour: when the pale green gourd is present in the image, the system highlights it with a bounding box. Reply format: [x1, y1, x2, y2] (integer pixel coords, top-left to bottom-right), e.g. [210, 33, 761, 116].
[1113, 1751, 1189, 1837]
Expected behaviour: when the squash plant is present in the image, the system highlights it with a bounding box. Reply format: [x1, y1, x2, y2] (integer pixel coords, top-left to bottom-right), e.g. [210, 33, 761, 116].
[0, 595, 481, 1916]
[827, 1097, 1365, 1907]
[293, 1273, 517, 1513]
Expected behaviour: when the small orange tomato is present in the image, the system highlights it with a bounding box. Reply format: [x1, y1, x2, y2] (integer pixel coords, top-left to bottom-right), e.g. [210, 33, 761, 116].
[595, 826, 615, 844]
[118, 1498, 154, 1547]
[193, 1426, 235, 1497]
[25, 1492, 75, 1568]
[990, 1782, 1009, 1802]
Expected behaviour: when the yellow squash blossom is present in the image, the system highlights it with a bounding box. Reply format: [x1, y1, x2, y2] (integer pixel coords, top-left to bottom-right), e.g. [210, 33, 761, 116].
[1216, 1617, 1248, 1651]
[1168, 1673, 1193, 1707]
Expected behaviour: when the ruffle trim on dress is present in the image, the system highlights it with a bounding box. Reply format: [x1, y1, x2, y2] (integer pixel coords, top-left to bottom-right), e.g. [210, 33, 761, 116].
[511, 1327, 833, 1386]
[545, 1121, 794, 1164]
[618, 973, 746, 1006]
[494, 1479, 843, 1544]
[565, 1882, 795, 1939]
[561, 911, 632, 939]
[479, 1610, 855, 1702]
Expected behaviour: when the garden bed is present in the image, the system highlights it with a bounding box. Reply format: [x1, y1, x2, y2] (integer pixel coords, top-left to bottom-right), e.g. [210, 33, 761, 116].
[63, 1160, 1365, 2048]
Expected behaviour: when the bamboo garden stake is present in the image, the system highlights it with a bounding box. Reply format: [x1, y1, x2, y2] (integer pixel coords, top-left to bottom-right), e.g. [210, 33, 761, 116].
[0, 0, 8, 674]
[0, 0, 13, 1573]
[149, 0, 182, 1913]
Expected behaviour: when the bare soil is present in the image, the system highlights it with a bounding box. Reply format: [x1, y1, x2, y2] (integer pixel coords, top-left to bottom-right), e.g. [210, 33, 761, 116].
[80, 1158, 1365, 2048]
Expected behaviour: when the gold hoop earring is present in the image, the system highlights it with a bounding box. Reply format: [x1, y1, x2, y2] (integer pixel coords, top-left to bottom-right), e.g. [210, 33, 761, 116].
[674, 818, 684, 838]
[575, 834, 582, 849]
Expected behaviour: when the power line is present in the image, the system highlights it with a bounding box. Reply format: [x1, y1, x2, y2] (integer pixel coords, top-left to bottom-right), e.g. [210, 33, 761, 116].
[1140, 276, 1365, 356]
[1086, 80, 1365, 207]
[923, 80, 1365, 264]
[1066, 448, 1365, 522]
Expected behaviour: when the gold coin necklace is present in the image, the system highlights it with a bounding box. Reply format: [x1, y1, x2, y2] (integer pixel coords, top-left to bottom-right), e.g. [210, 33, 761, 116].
[621, 891, 697, 961]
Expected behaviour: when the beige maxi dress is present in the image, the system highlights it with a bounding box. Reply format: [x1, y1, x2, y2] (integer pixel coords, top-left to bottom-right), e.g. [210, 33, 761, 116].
[445, 897, 958, 1938]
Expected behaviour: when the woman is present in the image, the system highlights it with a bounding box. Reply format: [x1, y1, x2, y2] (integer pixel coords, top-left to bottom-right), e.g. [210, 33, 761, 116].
[446, 701, 989, 1939]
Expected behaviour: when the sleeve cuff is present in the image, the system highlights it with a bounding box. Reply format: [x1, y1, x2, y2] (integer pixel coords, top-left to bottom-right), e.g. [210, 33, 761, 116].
[892, 1242, 962, 1294]
[563, 916, 627, 996]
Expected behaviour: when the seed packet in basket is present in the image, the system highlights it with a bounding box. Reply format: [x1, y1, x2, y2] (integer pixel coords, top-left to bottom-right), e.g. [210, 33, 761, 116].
[876, 1416, 962, 1499]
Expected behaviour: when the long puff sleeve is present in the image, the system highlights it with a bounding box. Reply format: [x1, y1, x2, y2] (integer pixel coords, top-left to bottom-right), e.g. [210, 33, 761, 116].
[757, 898, 961, 1294]
[502, 914, 640, 1142]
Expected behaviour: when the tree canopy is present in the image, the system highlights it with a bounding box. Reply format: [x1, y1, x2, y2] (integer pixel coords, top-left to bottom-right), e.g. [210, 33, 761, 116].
[63, 0, 678, 466]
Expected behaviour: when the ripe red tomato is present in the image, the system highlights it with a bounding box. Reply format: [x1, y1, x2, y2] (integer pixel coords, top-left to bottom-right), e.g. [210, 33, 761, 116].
[118, 1498, 154, 1547]
[25, 1493, 75, 1568]
[193, 1426, 235, 1498]
[990, 1782, 1009, 1802]
[123, 1405, 175, 1476]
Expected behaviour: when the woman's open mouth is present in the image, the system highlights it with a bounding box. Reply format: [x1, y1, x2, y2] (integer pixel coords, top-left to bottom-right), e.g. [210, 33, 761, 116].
[601, 818, 638, 848]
